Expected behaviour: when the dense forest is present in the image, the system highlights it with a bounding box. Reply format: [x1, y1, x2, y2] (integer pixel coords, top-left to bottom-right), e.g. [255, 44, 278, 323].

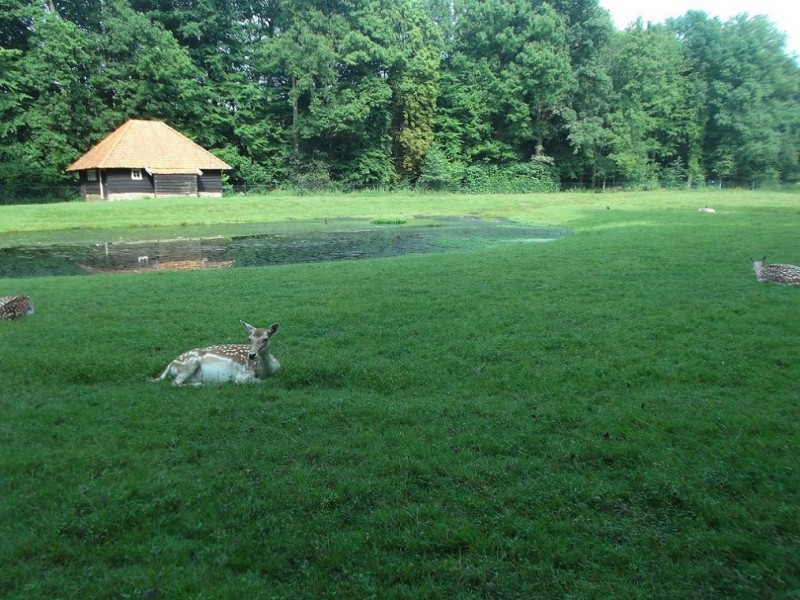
[1, 0, 799, 200]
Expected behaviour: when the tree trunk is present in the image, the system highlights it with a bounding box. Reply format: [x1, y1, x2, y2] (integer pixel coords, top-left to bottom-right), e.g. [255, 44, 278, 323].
[291, 76, 299, 154]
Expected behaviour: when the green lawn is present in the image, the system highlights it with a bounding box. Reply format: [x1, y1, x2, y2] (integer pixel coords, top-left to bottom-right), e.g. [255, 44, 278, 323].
[0, 188, 789, 242]
[1, 191, 798, 599]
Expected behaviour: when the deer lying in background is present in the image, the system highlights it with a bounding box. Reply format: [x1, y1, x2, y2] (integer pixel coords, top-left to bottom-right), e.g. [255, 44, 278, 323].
[156, 321, 280, 386]
[751, 257, 800, 286]
[0, 295, 34, 320]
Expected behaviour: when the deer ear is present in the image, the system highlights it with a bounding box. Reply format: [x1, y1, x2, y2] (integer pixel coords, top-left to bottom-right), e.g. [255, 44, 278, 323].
[240, 320, 255, 334]
[268, 323, 280, 336]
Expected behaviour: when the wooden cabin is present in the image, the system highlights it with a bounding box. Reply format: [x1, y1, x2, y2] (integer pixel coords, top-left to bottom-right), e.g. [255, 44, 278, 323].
[66, 119, 232, 200]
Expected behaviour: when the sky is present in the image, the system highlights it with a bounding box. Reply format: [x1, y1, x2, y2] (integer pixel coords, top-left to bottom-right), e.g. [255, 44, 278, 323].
[598, 0, 800, 58]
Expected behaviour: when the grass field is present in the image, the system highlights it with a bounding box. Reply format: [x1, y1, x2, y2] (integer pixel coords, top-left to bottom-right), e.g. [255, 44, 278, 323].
[1, 191, 798, 598]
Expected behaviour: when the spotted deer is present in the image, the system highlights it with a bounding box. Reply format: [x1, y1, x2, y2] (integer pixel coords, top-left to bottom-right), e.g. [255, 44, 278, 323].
[751, 257, 800, 286]
[156, 321, 280, 385]
[0, 295, 34, 320]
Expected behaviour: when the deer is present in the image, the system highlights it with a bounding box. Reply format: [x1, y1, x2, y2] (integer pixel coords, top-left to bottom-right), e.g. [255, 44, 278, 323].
[750, 257, 800, 286]
[155, 321, 280, 386]
[0, 295, 34, 320]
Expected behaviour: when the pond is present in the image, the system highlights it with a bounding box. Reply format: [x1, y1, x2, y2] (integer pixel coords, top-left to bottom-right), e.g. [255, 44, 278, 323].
[0, 217, 568, 278]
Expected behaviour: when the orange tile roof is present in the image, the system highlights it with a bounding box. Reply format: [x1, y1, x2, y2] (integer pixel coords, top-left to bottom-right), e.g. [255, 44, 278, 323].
[66, 119, 231, 174]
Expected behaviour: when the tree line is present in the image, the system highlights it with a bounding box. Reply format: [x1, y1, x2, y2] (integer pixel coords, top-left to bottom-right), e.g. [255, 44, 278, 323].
[1, 0, 799, 201]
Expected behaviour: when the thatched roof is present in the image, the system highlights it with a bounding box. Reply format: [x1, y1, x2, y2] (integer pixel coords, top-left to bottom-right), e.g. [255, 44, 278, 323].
[66, 119, 231, 174]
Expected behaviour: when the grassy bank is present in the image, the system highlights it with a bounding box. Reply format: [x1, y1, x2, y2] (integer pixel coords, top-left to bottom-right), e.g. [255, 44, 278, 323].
[0, 188, 793, 242]
[1, 191, 798, 598]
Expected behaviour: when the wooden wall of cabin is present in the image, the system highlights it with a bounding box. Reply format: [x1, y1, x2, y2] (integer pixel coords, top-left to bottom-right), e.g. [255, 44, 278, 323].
[79, 169, 226, 199]
[104, 169, 155, 200]
[199, 171, 223, 196]
[154, 174, 197, 197]
[79, 170, 103, 200]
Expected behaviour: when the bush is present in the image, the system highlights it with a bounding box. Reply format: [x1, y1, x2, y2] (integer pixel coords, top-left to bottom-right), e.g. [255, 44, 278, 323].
[463, 160, 560, 193]
[661, 158, 689, 189]
[212, 146, 275, 190]
[290, 158, 334, 193]
[416, 144, 466, 191]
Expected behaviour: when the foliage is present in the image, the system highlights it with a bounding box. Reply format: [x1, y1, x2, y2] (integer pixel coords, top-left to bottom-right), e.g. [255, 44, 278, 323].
[464, 160, 560, 193]
[671, 12, 800, 185]
[447, 0, 576, 159]
[603, 23, 702, 189]
[0, 10, 96, 198]
[211, 146, 275, 188]
[1, 192, 798, 598]
[0, 1, 798, 200]
[416, 143, 466, 191]
[661, 158, 689, 189]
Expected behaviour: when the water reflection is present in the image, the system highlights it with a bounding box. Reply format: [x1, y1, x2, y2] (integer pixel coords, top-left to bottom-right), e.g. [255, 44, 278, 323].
[0, 220, 566, 278]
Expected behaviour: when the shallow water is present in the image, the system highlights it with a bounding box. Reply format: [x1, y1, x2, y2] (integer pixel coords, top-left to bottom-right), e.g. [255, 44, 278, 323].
[0, 217, 567, 278]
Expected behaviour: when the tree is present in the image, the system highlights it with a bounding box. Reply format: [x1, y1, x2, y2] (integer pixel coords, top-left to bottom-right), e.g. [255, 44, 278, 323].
[0, 8, 99, 198]
[1, 0, 798, 198]
[672, 12, 800, 184]
[548, 0, 616, 186]
[388, 0, 442, 181]
[0, 0, 40, 51]
[446, 0, 575, 162]
[90, 1, 204, 131]
[254, 0, 400, 185]
[711, 16, 799, 184]
[604, 22, 701, 187]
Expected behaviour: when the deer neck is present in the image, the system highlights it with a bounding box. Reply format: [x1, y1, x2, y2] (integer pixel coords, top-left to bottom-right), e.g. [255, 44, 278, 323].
[248, 348, 278, 378]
